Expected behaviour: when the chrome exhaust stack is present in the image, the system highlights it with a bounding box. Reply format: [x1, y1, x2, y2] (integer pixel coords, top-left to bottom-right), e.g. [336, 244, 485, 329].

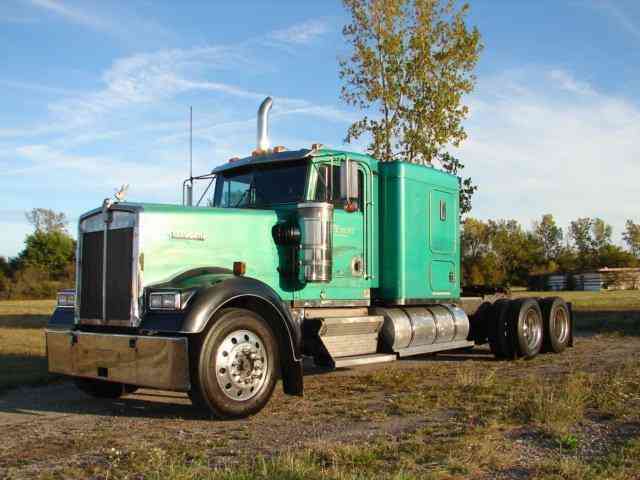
[256, 96, 273, 152]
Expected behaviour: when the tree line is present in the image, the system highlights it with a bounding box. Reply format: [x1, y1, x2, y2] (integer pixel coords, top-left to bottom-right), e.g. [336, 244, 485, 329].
[462, 214, 640, 287]
[0, 209, 75, 299]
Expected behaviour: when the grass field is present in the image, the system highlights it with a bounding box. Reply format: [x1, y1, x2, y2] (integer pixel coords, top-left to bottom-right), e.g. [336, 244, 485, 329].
[513, 289, 640, 312]
[0, 299, 55, 392]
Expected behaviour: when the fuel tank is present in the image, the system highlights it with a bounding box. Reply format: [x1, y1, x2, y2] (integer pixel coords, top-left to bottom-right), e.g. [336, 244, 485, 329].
[373, 304, 471, 353]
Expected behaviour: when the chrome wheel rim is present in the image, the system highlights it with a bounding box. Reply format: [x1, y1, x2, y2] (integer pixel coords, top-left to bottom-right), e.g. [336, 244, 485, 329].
[522, 309, 542, 351]
[215, 329, 268, 401]
[553, 308, 569, 344]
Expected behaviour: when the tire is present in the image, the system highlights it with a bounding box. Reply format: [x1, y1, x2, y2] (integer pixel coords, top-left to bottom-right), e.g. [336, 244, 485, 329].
[487, 299, 512, 359]
[74, 378, 124, 399]
[507, 298, 544, 359]
[539, 297, 571, 353]
[469, 301, 492, 345]
[189, 308, 279, 419]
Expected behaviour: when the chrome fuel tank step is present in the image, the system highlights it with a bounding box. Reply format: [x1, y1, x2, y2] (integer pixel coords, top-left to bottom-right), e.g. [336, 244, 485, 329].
[303, 315, 384, 367]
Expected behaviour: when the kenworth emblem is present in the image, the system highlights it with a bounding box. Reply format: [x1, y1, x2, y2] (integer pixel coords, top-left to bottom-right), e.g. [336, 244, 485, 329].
[170, 231, 206, 241]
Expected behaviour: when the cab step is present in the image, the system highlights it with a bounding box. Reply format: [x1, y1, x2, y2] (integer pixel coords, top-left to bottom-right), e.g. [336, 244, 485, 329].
[333, 353, 396, 368]
[396, 340, 475, 357]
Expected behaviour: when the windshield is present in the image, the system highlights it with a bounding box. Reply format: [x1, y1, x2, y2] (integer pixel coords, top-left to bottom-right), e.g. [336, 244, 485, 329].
[212, 161, 309, 208]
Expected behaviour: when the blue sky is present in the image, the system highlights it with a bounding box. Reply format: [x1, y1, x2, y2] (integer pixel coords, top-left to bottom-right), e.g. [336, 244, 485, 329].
[1, 0, 639, 257]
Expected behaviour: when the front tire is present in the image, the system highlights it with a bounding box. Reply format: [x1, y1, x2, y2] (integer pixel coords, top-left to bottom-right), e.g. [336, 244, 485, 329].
[190, 308, 279, 419]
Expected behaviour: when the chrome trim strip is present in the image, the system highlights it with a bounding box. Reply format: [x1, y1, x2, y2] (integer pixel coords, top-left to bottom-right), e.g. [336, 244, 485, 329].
[102, 216, 108, 321]
[291, 299, 370, 308]
[381, 298, 460, 306]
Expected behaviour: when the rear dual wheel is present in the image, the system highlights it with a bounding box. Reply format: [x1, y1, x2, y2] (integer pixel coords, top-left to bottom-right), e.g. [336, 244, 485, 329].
[539, 297, 571, 353]
[487, 298, 544, 360]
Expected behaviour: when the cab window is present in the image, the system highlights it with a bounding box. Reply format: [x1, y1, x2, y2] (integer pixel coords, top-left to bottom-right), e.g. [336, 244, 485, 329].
[313, 163, 364, 211]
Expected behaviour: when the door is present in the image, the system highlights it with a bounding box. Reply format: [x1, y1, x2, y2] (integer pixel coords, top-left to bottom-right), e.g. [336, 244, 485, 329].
[295, 158, 370, 303]
[429, 189, 456, 296]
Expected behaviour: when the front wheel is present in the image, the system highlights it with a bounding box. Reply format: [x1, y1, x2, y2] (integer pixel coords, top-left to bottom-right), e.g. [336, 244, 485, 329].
[190, 308, 279, 419]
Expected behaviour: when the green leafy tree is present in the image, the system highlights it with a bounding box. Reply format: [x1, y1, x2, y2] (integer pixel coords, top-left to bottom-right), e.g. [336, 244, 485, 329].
[0, 258, 7, 298]
[597, 245, 638, 268]
[339, 0, 482, 213]
[623, 220, 640, 257]
[533, 214, 563, 263]
[488, 220, 542, 285]
[0, 256, 9, 277]
[18, 230, 75, 280]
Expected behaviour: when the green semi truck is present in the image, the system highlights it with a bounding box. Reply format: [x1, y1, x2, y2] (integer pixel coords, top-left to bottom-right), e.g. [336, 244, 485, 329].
[46, 97, 573, 418]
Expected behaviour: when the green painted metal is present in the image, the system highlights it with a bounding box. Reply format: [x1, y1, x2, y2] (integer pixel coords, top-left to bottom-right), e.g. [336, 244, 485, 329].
[103, 148, 459, 304]
[378, 161, 460, 302]
[137, 204, 294, 299]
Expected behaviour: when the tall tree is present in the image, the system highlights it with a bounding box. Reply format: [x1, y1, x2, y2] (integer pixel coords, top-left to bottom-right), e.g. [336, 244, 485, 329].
[0, 256, 9, 276]
[623, 220, 640, 257]
[591, 218, 612, 251]
[533, 214, 563, 262]
[339, 0, 482, 213]
[569, 218, 593, 257]
[25, 208, 68, 233]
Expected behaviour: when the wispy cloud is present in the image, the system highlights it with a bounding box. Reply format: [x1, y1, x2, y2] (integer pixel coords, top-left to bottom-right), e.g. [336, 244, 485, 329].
[268, 19, 329, 45]
[1, 79, 77, 96]
[28, 0, 107, 31]
[583, 0, 640, 39]
[26, 0, 176, 46]
[548, 69, 595, 96]
[0, 14, 39, 24]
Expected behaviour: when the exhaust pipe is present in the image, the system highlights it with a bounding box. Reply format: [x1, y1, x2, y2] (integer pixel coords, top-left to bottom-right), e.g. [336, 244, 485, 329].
[257, 96, 273, 152]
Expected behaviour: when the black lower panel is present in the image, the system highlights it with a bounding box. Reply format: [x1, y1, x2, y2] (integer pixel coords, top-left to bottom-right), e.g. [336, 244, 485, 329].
[79, 230, 103, 319]
[106, 228, 134, 321]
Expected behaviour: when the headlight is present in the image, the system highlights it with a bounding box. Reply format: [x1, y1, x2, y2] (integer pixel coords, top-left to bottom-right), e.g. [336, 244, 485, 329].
[57, 291, 76, 308]
[148, 292, 181, 311]
[148, 290, 196, 311]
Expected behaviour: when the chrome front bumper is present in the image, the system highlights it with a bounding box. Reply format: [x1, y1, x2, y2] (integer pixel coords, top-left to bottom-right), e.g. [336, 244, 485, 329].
[45, 330, 191, 391]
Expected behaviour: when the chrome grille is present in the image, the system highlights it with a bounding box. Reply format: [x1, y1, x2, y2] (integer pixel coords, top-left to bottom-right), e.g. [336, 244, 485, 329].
[77, 208, 139, 326]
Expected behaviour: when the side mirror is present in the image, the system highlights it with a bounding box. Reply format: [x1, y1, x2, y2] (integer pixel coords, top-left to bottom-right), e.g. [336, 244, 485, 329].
[340, 159, 359, 206]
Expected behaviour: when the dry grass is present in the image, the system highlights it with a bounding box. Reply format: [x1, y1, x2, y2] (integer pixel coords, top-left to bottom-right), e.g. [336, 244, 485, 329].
[0, 299, 55, 392]
[61, 358, 640, 480]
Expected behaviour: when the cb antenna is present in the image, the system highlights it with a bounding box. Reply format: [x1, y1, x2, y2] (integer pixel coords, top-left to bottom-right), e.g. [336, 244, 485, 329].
[183, 106, 194, 206]
[189, 105, 193, 180]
